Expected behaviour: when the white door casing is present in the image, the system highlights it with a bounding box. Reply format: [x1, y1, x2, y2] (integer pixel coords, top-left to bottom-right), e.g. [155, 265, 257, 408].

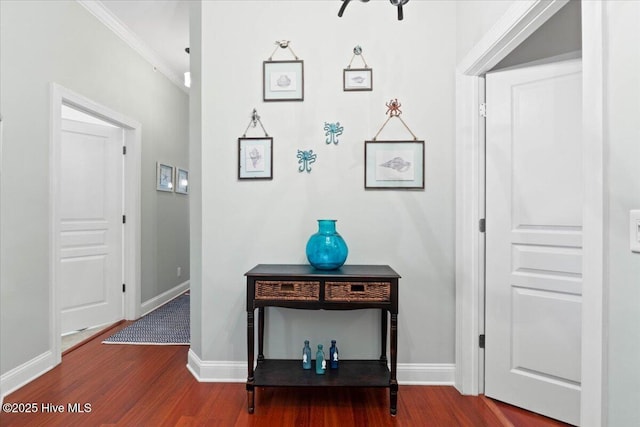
[484, 58, 582, 425]
[59, 119, 124, 334]
[50, 83, 142, 367]
[454, 0, 573, 397]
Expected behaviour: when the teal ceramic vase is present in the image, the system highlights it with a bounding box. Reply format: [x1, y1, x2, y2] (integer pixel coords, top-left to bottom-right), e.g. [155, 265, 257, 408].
[305, 219, 348, 270]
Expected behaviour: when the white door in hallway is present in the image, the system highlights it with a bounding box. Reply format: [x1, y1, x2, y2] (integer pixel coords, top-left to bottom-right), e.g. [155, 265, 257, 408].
[484, 58, 582, 425]
[59, 119, 124, 334]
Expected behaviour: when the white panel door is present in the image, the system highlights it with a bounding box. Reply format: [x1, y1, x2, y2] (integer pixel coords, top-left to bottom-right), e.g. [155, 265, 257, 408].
[485, 58, 582, 425]
[60, 119, 124, 334]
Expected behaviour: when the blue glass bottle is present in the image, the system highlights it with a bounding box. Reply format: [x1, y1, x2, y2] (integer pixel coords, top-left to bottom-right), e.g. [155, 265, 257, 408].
[315, 344, 326, 375]
[305, 219, 348, 270]
[329, 340, 339, 369]
[302, 340, 312, 370]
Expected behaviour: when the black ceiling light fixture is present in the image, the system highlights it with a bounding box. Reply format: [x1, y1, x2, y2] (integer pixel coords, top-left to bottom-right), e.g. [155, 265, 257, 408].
[338, 0, 409, 21]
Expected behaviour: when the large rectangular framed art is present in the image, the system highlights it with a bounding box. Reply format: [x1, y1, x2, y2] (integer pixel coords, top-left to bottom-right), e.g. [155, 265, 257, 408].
[239, 137, 273, 180]
[364, 140, 425, 189]
[263, 60, 304, 101]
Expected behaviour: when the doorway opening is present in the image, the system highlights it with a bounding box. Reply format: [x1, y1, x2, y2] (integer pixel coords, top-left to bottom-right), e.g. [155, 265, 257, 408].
[50, 83, 142, 364]
[455, 0, 605, 424]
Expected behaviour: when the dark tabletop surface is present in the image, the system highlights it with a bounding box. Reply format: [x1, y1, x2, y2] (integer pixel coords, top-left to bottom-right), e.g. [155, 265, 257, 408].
[245, 264, 400, 279]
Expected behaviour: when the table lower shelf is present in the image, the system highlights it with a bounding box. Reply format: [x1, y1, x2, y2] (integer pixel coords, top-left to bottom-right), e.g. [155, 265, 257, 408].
[253, 359, 390, 387]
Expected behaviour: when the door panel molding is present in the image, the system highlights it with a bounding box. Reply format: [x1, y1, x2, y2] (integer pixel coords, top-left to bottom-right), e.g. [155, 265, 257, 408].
[483, 58, 582, 425]
[59, 119, 123, 333]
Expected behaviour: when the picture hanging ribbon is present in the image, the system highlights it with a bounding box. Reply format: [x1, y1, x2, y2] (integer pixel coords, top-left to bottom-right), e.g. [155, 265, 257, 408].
[372, 98, 418, 141]
[242, 108, 269, 137]
[268, 40, 299, 61]
[346, 45, 369, 69]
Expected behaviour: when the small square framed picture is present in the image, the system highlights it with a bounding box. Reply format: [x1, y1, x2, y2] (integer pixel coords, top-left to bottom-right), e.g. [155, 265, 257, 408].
[364, 140, 425, 190]
[175, 168, 189, 194]
[156, 162, 174, 192]
[343, 68, 373, 91]
[239, 137, 273, 180]
[263, 60, 304, 101]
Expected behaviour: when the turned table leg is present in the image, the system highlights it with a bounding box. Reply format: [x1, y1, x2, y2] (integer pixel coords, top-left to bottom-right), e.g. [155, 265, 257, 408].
[258, 307, 265, 362]
[390, 312, 398, 415]
[380, 309, 388, 363]
[247, 310, 255, 414]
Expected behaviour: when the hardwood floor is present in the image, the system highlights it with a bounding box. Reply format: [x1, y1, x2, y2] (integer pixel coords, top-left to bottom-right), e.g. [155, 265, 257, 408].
[1, 322, 572, 426]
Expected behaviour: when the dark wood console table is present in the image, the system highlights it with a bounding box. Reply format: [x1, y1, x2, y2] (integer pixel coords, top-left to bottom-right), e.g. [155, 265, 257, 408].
[245, 264, 400, 415]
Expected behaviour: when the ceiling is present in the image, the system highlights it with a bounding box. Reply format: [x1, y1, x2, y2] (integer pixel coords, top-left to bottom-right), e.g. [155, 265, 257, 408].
[97, 0, 190, 85]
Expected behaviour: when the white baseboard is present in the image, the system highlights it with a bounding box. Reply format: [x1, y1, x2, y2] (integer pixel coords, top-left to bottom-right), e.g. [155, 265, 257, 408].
[187, 350, 455, 385]
[187, 350, 246, 382]
[140, 280, 190, 317]
[397, 363, 456, 385]
[1, 350, 56, 403]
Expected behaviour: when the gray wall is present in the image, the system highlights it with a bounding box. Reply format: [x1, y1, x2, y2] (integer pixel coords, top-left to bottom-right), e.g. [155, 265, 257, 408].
[189, 0, 203, 358]
[191, 0, 457, 366]
[0, 0, 189, 377]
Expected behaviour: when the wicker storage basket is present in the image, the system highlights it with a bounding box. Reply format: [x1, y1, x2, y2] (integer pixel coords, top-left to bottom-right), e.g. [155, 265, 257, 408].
[255, 280, 320, 301]
[325, 281, 390, 302]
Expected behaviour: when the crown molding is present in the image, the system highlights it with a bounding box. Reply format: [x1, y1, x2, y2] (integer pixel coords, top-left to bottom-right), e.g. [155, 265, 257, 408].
[77, 0, 188, 94]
